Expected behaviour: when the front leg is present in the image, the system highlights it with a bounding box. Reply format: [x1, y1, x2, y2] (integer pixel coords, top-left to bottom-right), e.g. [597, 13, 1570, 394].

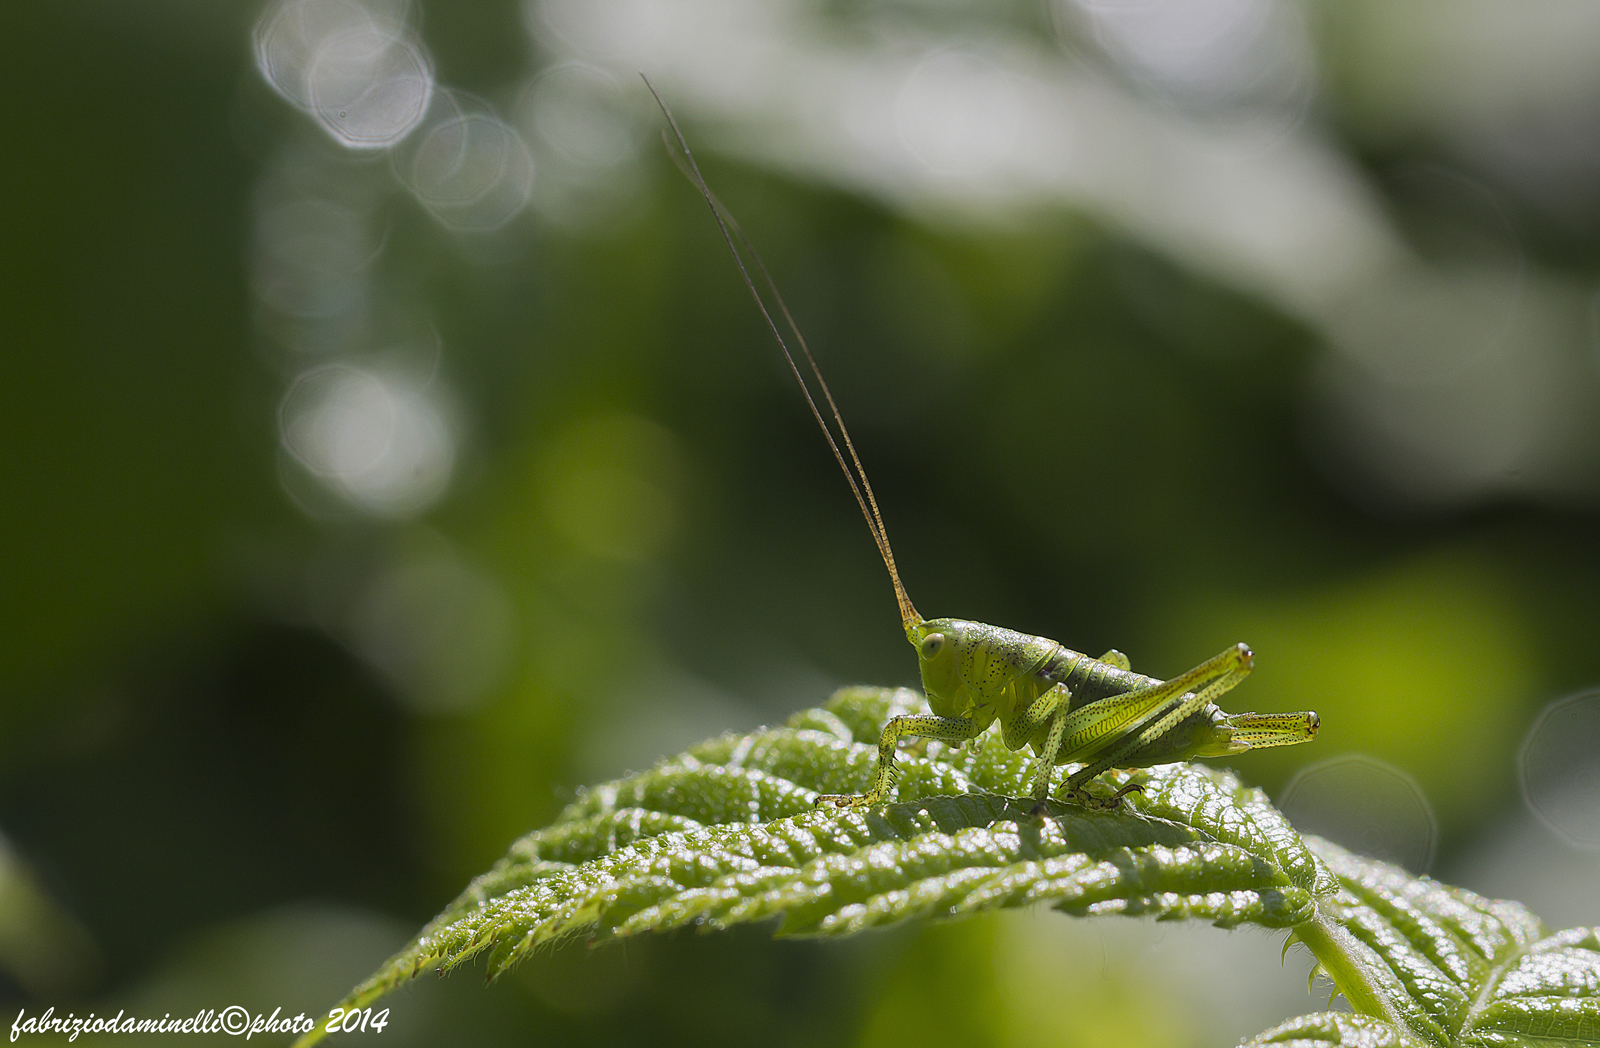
[816, 713, 981, 808]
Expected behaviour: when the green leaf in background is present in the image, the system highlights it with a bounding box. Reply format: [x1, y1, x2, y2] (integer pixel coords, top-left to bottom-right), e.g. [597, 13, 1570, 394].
[295, 688, 1599, 1048]
[1250, 838, 1598, 1047]
[0, 833, 100, 997]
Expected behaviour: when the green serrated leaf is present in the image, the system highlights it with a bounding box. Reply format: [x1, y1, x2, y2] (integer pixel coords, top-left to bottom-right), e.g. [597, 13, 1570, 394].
[1242, 1011, 1432, 1048]
[294, 686, 1334, 1046]
[295, 686, 1600, 1048]
[1249, 839, 1599, 1048]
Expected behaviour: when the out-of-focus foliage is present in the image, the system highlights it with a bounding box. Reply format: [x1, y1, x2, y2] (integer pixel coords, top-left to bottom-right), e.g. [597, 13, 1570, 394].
[0, 835, 99, 999]
[4, 0, 1600, 1045]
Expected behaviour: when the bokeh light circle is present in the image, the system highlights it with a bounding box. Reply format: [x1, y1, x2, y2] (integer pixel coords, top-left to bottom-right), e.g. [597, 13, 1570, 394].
[396, 94, 534, 231]
[306, 24, 433, 148]
[256, 0, 375, 110]
[279, 363, 454, 518]
[254, 0, 432, 150]
[1277, 754, 1438, 873]
[516, 63, 645, 226]
[1053, 0, 1313, 116]
[1518, 689, 1600, 851]
[522, 63, 641, 171]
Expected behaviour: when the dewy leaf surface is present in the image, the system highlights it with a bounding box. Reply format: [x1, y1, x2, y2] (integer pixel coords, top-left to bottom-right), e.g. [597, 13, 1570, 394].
[297, 687, 1330, 1043]
[1244, 838, 1600, 1048]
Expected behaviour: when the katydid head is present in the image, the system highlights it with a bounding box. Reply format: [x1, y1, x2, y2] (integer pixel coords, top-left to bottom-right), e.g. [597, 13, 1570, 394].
[907, 618, 961, 710]
[906, 617, 1061, 720]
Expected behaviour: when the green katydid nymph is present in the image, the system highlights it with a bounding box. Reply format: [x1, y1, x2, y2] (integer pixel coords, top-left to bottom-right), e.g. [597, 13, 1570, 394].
[645, 80, 1319, 816]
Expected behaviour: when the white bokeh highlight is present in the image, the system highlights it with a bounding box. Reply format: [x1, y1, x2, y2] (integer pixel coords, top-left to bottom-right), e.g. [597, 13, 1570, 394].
[1278, 754, 1439, 874]
[1519, 689, 1600, 851]
[255, 0, 433, 149]
[517, 63, 646, 224]
[1056, 0, 1313, 116]
[395, 92, 535, 231]
[279, 363, 455, 517]
[895, 51, 1023, 179]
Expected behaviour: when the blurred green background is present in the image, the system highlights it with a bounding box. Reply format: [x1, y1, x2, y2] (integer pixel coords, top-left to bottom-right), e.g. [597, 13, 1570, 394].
[3, 0, 1600, 1044]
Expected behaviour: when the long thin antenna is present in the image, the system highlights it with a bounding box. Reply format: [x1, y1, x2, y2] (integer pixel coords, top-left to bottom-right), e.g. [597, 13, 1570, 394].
[642, 75, 920, 630]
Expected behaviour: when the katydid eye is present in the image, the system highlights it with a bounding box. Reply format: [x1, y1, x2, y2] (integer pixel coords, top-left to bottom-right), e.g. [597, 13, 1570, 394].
[920, 633, 945, 658]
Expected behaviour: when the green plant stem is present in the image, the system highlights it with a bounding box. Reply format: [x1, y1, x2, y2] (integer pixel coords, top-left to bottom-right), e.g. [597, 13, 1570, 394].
[1297, 913, 1405, 1032]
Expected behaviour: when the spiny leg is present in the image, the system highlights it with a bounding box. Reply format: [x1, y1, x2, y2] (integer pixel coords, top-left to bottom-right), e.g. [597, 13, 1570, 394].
[816, 713, 981, 808]
[998, 684, 1074, 815]
[1054, 645, 1252, 773]
[1061, 643, 1254, 810]
[1222, 710, 1319, 750]
[1064, 646, 1252, 809]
